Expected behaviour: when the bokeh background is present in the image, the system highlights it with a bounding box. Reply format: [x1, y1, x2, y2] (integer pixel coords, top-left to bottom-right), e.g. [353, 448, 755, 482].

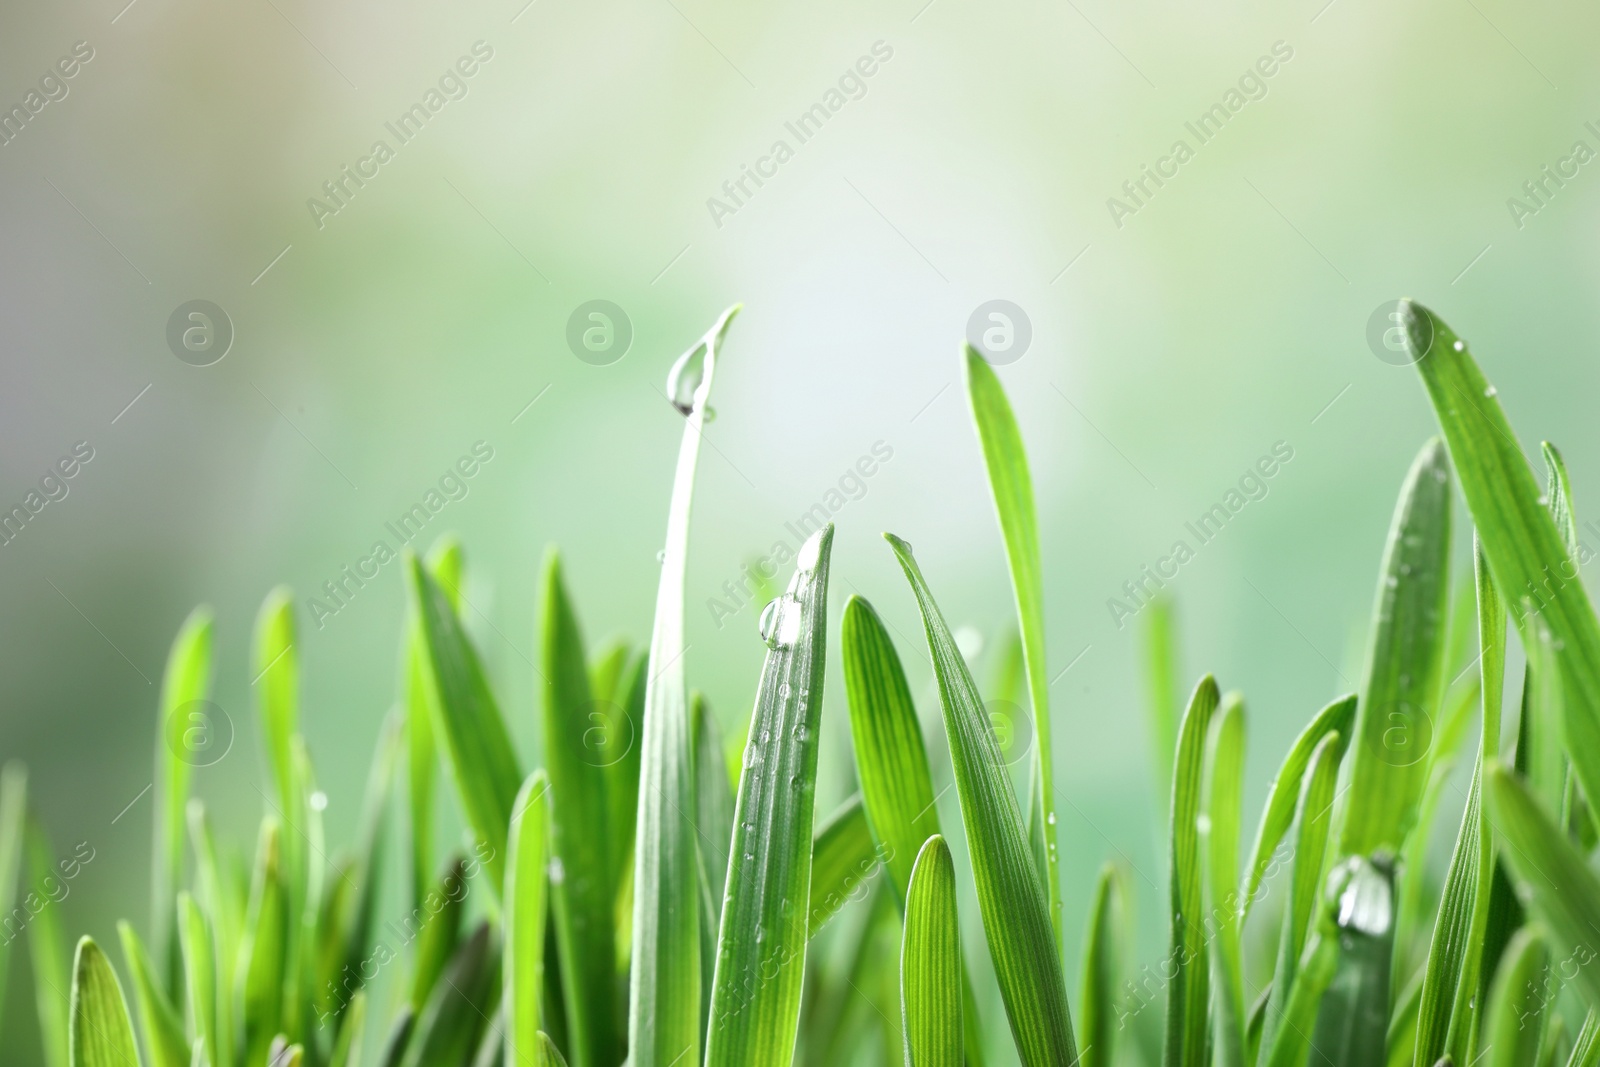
[2, 0, 1597, 1059]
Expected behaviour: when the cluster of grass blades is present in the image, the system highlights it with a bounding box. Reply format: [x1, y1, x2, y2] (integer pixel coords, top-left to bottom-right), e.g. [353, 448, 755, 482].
[3, 297, 1600, 1066]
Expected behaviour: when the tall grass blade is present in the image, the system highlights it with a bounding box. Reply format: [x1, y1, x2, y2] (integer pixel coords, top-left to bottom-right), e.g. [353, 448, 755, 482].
[0, 761, 25, 1049]
[1260, 917, 1341, 1067]
[1078, 862, 1126, 1067]
[1480, 928, 1547, 1067]
[154, 607, 214, 996]
[1141, 598, 1179, 825]
[606, 652, 647, 907]
[405, 553, 522, 891]
[964, 349, 1060, 942]
[236, 819, 287, 1067]
[326, 712, 400, 1029]
[70, 937, 140, 1067]
[1566, 1010, 1599, 1067]
[329, 989, 366, 1067]
[628, 304, 738, 1067]
[901, 836, 962, 1067]
[27, 822, 71, 1067]
[704, 525, 833, 1066]
[806, 795, 876, 938]
[1308, 856, 1397, 1066]
[1338, 438, 1453, 858]
[1414, 760, 1485, 1066]
[252, 588, 299, 832]
[694, 692, 735, 930]
[177, 894, 220, 1067]
[117, 921, 188, 1067]
[1163, 674, 1221, 1067]
[505, 772, 550, 1067]
[1201, 694, 1248, 1067]
[408, 855, 466, 1010]
[185, 803, 238, 1067]
[886, 533, 1077, 1066]
[405, 537, 463, 912]
[537, 1032, 571, 1067]
[540, 549, 623, 1067]
[399, 923, 499, 1067]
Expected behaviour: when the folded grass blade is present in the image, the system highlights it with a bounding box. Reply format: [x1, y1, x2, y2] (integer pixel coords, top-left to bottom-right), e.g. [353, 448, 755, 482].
[70, 937, 140, 1067]
[505, 772, 550, 1067]
[901, 836, 962, 1067]
[117, 920, 188, 1067]
[629, 305, 738, 1067]
[887, 533, 1076, 1066]
[27, 822, 71, 1067]
[1078, 862, 1127, 1067]
[1201, 694, 1248, 1067]
[1163, 675, 1221, 1067]
[537, 1031, 571, 1066]
[154, 607, 214, 995]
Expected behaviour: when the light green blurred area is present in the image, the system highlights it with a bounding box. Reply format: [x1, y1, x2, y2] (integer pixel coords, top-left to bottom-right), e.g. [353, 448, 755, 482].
[2, 0, 1598, 1059]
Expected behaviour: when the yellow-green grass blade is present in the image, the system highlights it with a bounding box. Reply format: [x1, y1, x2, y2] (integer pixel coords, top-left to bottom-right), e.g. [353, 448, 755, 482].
[1308, 856, 1397, 1066]
[505, 772, 550, 1067]
[1545, 443, 1599, 849]
[1078, 862, 1127, 1067]
[964, 349, 1059, 943]
[154, 607, 214, 996]
[1260, 922, 1340, 1067]
[536, 1031, 570, 1067]
[1240, 695, 1355, 918]
[1405, 301, 1600, 856]
[328, 989, 365, 1067]
[70, 937, 140, 1067]
[117, 921, 188, 1067]
[1162, 674, 1221, 1067]
[629, 305, 738, 1067]
[1141, 597, 1179, 825]
[704, 526, 834, 1067]
[185, 802, 237, 1067]
[405, 552, 522, 891]
[252, 588, 298, 830]
[408, 855, 466, 1010]
[177, 894, 220, 1067]
[235, 819, 287, 1067]
[887, 533, 1077, 1066]
[806, 795, 877, 938]
[1201, 694, 1248, 1067]
[1257, 730, 1341, 1059]
[902, 836, 962, 1067]
[1566, 1010, 1599, 1067]
[1339, 438, 1453, 859]
[1481, 928, 1548, 1067]
[540, 549, 623, 1067]
[405, 537, 463, 912]
[0, 761, 25, 1048]
[27, 821, 71, 1067]
[399, 923, 500, 1067]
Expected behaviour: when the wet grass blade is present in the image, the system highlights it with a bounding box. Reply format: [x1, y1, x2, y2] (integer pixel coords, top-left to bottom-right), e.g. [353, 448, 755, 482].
[1141, 598, 1180, 825]
[1480, 928, 1547, 1067]
[1163, 674, 1221, 1067]
[1202, 694, 1248, 1067]
[1404, 301, 1600, 846]
[704, 526, 833, 1067]
[964, 349, 1060, 943]
[154, 607, 214, 996]
[70, 937, 140, 1067]
[887, 533, 1077, 1066]
[901, 836, 962, 1067]
[27, 822, 71, 1067]
[0, 761, 25, 1049]
[236, 819, 287, 1067]
[1338, 438, 1453, 859]
[806, 795, 877, 938]
[629, 305, 738, 1067]
[177, 894, 220, 1067]
[405, 552, 522, 891]
[405, 537, 463, 912]
[1240, 695, 1355, 918]
[505, 772, 550, 1067]
[117, 920, 188, 1067]
[540, 549, 623, 1067]
[1078, 862, 1127, 1067]
[1309, 856, 1397, 1066]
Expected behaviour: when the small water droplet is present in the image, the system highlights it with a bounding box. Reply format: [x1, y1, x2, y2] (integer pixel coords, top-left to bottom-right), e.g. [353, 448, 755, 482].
[1386, 575, 1399, 588]
[1484, 385, 1498, 397]
[1452, 339, 1466, 352]
[703, 405, 717, 423]
[1538, 494, 1550, 506]
[667, 343, 708, 416]
[758, 595, 803, 649]
[549, 857, 566, 884]
[1046, 812, 1056, 826]
[309, 791, 328, 812]
[656, 548, 666, 563]
[1196, 813, 1212, 834]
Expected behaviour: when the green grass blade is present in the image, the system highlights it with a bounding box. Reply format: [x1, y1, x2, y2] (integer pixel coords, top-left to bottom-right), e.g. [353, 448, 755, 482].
[1257, 730, 1342, 1059]
[235, 819, 286, 1067]
[117, 921, 188, 1067]
[540, 549, 623, 1067]
[964, 349, 1059, 943]
[505, 772, 550, 1067]
[329, 989, 366, 1067]
[1240, 695, 1355, 918]
[806, 795, 877, 938]
[404, 537, 463, 912]
[154, 607, 214, 997]
[694, 691, 735, 926]
[408, 855, 466, 1010]
[400, 923, 500, 1067]
[629, 306, 738, 1067]
[1404, 300, 1600, 847]
[252, 588, 298, 825]
[405, 552, 522, 891]
[1415, 760, 1485, 1066]
[1201, 694, 1248, 1067]
[1566, 1010, 1599, 1067]
[704, 526, 834, 1067]
[70, 937, 140, 1067]
[177, 894, 218, 1067]
[1309, 856, 1397, 1066]
[886, 533, 1077, 1067]
[0, 761, 25, 1049]
[1078, 862, 1127, 1067]
[901, 836, 962, 1067]
[1481, 928, 1548, 1067]
[1261, 921, 1341, 1067]
[27, 821, 71, 1067]
[1141, 597, 1180, 826]
[536, 1032, 570, 1067]
[1339, 438, 1453, 858]
[185, 803, 237, 1067]
[607, 653, 647, 906]
[1162, 674, 1221, 1067]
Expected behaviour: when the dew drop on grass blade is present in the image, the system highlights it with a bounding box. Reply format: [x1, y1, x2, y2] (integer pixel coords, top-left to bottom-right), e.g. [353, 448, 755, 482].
[887, 533, 1077, 1067]
[505, 771, 550, 1067]
[69, 937, 140, 1067]
[1308, 854, 1396, 1066]
[629, 305, 738, 1067]
[901, 835, 962, 1067]
[1163, 674, 1220, 1067]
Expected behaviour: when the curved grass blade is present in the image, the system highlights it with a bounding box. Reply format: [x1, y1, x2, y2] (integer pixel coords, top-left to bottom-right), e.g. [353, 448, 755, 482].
[405, 552, 522, 891]
[400, 923, 500, 1067]
[964, 349, 1059, 942]
[1078, 862, 1127, 1067]
[154, 607, 214, 996]
[117, 920, 188, 1067]
[1308, 855, 1397, 1066]
[1162, 674, 1221, 1067]
[540, 549, 623, 1067]
[1201, 694, 1248, 1067]
[806, 794, 877, 939]
[1338, 438, 1453, 859]
[902, 836, 962, 1067]
[1257, 730, 1342, 1059]
[887, 533, 1077, 1066]
[1240, 695, 1355, 918]
[1566, 1010, 1599, 1067]
[70, 937, 140, 1067]
[236, 819, 287, 1067]
[329, 990, 366, 1067]
[177, 894, 219, 1067]
[0, 762, 25, 1050]
[629, 305, 738, 1067]
[1141, 597, 1180, 826]
[1404, 301, 1600, 851]
[536, 1031, 570, 1067]
[505, 772, 550, 1067]
[1481, 928, 1548, 1067]
[406, 536, 463, 912]
[27, 822, 71, 1067]
[704, 526, 834, 1066]
[1383, 968, 1424, 1067]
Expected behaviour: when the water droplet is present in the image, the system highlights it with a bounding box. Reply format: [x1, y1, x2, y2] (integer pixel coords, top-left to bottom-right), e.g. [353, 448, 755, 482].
[656, 548, 667, 563]
[758, 595, 803, 649]
[1196, 813, 1212, 834]
[954, 626, 984, 661]
[1046, 812, 1056, 826]
[1386, 575, 1399, 588]
[1452, 339, 1466, 352]
[1485, 385, 1498, 397]
[703, 405, 717, 423]
[549, 857, 566, 884]
[1538, 494, 1550, 506]
[667, 342, 708, 416]
[309, 791, 328, 812]
[778, 682, 791, 699]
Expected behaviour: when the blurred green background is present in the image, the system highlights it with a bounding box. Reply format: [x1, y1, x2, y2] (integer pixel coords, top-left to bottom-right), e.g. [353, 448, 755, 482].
[2, 0, 1597, 1059]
